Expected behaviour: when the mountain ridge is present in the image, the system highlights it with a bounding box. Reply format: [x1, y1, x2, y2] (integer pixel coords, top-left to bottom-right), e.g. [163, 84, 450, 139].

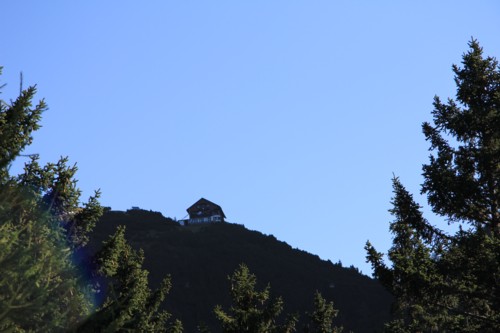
[87, 208, 392, 332]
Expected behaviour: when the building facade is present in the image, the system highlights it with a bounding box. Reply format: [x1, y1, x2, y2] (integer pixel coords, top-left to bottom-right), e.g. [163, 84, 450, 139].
[181, 198, 226, 225]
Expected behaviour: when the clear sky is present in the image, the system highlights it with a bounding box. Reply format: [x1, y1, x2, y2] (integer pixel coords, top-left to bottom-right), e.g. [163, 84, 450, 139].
[1, 1, 499, 274]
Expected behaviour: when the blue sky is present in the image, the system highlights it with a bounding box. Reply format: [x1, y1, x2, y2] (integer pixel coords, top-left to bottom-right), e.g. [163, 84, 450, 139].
[2, 1, 499, 274]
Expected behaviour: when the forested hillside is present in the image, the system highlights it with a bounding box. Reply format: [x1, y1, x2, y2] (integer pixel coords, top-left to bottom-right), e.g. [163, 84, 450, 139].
[87, 209, 392, 333]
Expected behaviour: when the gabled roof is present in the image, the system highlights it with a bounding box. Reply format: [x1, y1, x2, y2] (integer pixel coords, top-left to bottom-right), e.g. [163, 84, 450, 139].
[187, 198, 226, 218]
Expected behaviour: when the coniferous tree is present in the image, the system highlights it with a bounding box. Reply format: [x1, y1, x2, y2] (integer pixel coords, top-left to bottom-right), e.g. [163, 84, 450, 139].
[303, 291, 343, 333]
[366, 40, 500, 332]
[0, 68, 44, 181]
[0, 67, 180, 331]
[16, 155, 103, 250]
[0, 67, 95, 331]
[214, 264, 297, 333]
[76, 226, 179, 332]
[0, 184, 94, 332]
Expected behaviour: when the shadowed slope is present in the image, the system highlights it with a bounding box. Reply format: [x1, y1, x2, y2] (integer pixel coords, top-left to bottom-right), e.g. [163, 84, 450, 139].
[88, 209, 392, 332]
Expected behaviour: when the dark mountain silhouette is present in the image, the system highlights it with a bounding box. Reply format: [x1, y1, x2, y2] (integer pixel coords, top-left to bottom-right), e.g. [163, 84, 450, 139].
[87, 208, 392, 332]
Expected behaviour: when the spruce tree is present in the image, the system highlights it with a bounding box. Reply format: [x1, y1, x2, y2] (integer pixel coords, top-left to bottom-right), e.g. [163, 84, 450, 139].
[303, 291, 343, 333]
[76, 226, 178, 332]
[366, 40, 500, 332]
[0, 67, 180, 331]
[0, 184, 94, 332]
[0, 68, 44, 181]
[0, 68, 95, 331]
[214, 264, 297, 333]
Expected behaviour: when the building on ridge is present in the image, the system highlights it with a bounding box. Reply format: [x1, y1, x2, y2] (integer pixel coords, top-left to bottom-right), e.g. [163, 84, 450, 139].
[180, 198, 226, 226]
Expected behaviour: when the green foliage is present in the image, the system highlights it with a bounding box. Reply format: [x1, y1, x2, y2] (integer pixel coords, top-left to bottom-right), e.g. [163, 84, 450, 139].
[0, 68, 179, 332]
[366, 40, 500, 332]
[76, 226, 178, 332]
[0, 67, 46, 181]
[422, 39, 500, 233]
[17, 155, 103, 249]
[0, 184, 92, 332]
[366, 179, 448, 332]
[214, 265, 344, 333]
[214, 264, 297, 333]
[303, 291, 342, 333]
[0, 71, 95, 331]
